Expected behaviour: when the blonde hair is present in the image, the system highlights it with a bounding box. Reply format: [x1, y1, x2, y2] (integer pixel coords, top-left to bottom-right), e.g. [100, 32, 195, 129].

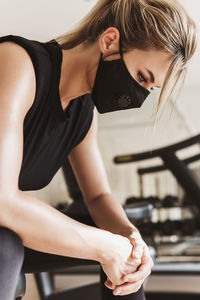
[55, 0, 197, 123]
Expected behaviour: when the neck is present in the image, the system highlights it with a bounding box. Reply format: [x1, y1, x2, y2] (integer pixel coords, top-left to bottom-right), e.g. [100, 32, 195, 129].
[58, 42, 100, 110]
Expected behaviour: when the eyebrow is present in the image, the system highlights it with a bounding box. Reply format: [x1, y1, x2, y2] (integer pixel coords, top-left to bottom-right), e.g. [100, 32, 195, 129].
[145, 68, 155, 83]
[145, 68, 162, 89]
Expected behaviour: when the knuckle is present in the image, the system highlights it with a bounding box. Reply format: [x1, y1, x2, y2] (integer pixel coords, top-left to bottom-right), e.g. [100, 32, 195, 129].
[146, 270, 151, 277]
[133, 285, 140, 293]
[135, 281, 143, 290]
[135, 285, 141, 292]
[150, 259, 154, 268]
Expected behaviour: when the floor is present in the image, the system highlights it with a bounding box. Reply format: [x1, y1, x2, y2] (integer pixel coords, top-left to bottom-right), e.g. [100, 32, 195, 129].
[23, 273, 200, 300]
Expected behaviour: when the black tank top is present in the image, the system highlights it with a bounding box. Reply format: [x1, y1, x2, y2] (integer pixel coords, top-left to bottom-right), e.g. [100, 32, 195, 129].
[0, 35, 94, 191]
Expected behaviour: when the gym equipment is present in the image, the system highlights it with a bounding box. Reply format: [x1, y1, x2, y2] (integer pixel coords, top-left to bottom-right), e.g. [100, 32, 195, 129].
[181, 219, 196, 236]
[114, 133, 200, 209]
[123, 196, 153, 220]
[162, 195, 179, 207]
[160, 220, 176, 236]
[146, 196, 160, 207]
[125, 195, 160, 207]
[14, 270, 26, 300]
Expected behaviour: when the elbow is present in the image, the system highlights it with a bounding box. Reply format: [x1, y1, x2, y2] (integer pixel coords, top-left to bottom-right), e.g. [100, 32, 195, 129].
[86, 191, 112, 204]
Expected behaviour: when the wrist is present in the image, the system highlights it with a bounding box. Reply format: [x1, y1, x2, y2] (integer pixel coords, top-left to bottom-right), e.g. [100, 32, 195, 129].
[95, 230, 115, 264]
[118, 224, 139, 238]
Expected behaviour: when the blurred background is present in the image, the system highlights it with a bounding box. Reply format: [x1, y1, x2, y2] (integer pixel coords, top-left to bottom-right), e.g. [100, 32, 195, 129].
[1, 0, 200, 299]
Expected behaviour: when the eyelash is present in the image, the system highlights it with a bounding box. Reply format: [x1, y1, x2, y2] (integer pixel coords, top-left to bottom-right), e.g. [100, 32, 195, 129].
[138, 72, 147, 83]
[138, 72, 156, 91]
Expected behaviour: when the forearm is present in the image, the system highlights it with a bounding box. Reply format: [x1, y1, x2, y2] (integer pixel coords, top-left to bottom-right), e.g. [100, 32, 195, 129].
[0, 190, 111, 262]
[86, 193, 137, 237]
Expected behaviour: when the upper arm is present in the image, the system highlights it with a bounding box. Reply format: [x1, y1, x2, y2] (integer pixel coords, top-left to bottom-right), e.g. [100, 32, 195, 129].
[0, 41, 36, 197]
[68, 109, 112, 203]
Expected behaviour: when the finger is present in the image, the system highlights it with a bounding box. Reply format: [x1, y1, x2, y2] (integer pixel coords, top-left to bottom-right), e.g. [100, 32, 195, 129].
[104, 280, 115, 290]
[131, 243, 144, 260]
[118, 274, 131, 285]
[126, 257, 141, 272]
[122, 245, 154, 284]
[130, 241, 143, 259]
[123, 260, 152, 283]
[113, 280, 143, 296]
[123, 247, 153, 282]
[107, 278, 112, 285]
[129, 232, 145, 259]
[141, 245, 154, 267]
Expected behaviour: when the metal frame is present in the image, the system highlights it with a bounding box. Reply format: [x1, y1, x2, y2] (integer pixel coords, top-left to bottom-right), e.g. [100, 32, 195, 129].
[114, 134, 200, 208]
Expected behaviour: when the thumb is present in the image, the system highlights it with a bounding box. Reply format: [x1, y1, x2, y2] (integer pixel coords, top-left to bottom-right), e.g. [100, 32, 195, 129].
[129, 238, 144, 260]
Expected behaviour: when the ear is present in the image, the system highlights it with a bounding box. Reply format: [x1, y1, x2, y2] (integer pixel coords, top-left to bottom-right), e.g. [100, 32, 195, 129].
[98, 27, 120, 58]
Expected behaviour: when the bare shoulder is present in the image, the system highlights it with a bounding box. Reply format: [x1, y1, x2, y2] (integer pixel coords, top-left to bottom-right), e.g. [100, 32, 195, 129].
[0, 41, 36, 118]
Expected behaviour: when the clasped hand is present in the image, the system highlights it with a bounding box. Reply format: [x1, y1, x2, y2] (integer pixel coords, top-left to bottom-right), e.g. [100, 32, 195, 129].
[102, 231, 154, 296]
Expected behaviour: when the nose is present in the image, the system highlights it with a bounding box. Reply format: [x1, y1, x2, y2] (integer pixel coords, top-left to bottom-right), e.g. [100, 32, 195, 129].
[145, 83, 154, 91]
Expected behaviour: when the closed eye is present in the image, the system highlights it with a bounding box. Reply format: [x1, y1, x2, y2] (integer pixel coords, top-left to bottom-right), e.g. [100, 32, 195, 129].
[138, 71, 162, 91]
[138, 72, 147, 83]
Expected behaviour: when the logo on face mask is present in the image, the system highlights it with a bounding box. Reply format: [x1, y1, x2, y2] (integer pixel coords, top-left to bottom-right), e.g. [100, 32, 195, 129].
[91, 37, 150, 114]
[115, 94, 132, 108]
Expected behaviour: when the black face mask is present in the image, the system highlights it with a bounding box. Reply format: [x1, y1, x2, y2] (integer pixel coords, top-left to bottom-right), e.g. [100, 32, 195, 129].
[91, 39, 150, 114]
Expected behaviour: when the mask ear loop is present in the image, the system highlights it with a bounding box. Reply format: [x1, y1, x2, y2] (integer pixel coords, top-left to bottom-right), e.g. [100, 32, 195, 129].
[119, 30, 123, 59]
[99, 51, 103, 63]
[100, 30, 123, 61]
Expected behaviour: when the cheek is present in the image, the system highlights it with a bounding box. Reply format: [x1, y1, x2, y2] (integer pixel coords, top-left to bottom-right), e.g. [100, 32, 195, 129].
[156, 68, 170, 86]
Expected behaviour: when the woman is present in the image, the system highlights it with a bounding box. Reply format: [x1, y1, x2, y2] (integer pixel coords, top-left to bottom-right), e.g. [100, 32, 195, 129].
[0, 0, 197, 299]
